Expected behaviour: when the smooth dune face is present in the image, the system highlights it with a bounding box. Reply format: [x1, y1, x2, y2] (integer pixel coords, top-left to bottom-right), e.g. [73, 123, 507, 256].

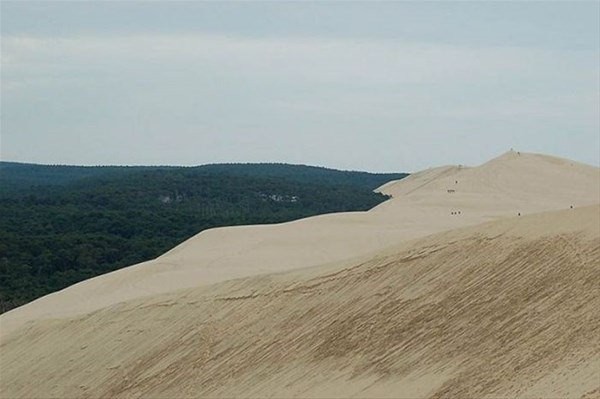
[1, 151, 599, 398]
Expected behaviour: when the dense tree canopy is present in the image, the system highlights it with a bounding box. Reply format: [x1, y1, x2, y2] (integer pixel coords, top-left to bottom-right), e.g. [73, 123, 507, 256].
[0, 162, 407, 312]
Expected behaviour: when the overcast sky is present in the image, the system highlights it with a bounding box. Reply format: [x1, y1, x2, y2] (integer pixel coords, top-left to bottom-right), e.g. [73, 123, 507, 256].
[1, 1, 599, 172]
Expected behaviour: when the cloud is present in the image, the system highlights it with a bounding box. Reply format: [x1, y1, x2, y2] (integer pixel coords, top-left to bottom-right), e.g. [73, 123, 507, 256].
[1, 33, 598, 169]
[4, 33, 593, 85]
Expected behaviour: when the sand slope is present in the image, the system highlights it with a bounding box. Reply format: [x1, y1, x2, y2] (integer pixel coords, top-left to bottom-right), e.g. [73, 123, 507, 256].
[2, 151, 598, 335]
[1, 151, 599, 398]
[1, 205, 598, 398]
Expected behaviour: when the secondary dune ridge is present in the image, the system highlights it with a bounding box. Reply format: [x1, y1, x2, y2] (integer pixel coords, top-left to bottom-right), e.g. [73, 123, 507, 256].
[0, 151, 599, 398]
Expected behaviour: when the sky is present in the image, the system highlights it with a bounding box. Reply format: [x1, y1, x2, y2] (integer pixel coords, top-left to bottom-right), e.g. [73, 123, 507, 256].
[1, 1, 599, 172]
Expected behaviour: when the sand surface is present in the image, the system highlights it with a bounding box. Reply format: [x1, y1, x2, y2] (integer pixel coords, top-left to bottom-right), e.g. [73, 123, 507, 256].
[0, 151, 599, 398]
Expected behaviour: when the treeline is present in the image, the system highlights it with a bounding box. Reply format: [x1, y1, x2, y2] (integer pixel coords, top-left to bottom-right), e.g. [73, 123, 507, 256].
[0, 162, 407, 312]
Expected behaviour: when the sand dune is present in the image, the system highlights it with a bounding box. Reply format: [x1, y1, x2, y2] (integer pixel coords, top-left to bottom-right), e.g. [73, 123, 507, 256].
[2, 151, 598, 336]
[0, 151, 599, 398]
[1, 205, 598, 398]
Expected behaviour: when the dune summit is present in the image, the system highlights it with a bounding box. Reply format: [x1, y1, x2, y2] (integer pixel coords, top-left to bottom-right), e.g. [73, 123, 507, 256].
[1, 151, 599, 398]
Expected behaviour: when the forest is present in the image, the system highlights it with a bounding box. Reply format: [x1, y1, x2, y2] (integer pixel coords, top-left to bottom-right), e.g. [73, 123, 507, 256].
[0, 162, 407, 312]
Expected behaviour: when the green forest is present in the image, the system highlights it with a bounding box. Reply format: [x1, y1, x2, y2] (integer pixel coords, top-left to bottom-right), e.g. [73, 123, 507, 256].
[0, 162, 407, 313]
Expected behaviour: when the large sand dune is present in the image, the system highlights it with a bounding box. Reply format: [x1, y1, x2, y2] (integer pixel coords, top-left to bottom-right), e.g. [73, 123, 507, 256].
[1, 151, 599, 398]
[2, 151, 598, 334]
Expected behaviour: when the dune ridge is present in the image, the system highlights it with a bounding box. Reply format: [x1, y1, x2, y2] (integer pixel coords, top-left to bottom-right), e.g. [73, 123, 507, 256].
[1, 151, 599, 398]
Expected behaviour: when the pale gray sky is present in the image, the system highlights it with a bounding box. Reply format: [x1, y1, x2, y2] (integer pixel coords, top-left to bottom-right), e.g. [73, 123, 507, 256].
[1, 1, 599, 172]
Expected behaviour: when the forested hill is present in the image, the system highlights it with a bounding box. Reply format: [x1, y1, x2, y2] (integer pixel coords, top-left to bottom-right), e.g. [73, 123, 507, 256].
[0, 162, 164, 191]
[0, 162, 405, 193]
[0, 162, 408, 312]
